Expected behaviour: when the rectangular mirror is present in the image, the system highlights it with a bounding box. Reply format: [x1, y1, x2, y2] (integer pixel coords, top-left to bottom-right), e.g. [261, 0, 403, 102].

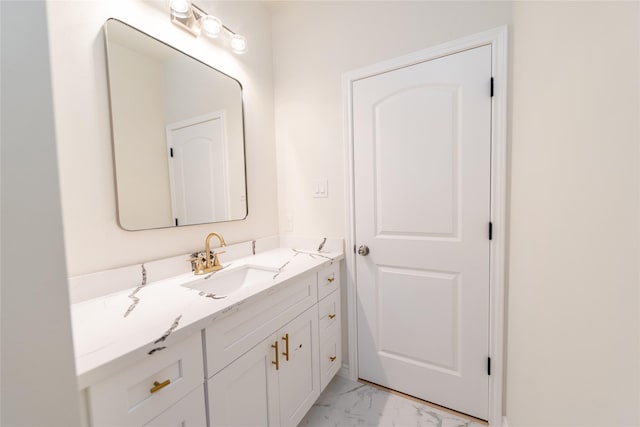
[104, 19, 247, 230]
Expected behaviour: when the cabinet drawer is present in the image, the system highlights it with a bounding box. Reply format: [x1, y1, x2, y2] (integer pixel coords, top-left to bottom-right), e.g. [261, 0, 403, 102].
[143, 384, 206, 427]
[318, 262, 340, 300]
[319, 333, 341, 392]
[205, 272, 317, 377]
[318, 289, 340, 343]
[88, 333, 203, 427]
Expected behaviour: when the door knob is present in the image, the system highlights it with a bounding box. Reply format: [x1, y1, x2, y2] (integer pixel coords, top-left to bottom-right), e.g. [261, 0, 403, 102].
[357, 245, 370, 256]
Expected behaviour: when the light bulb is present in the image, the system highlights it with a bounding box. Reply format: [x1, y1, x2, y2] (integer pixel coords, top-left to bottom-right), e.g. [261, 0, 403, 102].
[201, 15, 222, 38]
[169, 0, 191, 19]
[230, 34, 247, 54]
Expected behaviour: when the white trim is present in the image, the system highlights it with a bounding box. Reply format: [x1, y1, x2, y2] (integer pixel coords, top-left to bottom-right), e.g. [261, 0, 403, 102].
[342, 26, 508, 427]
[502, 416, 509, 427]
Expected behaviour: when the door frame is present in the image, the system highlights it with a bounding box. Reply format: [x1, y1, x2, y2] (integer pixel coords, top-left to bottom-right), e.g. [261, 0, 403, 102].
[342, 26, 508, 426]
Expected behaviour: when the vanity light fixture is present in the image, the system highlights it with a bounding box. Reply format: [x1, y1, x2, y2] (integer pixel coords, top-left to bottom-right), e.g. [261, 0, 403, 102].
[229, 34, 247, 54]
[200, 15, 222, 38]
[169, 0, 191, 19]
[169, 0, 247, 54]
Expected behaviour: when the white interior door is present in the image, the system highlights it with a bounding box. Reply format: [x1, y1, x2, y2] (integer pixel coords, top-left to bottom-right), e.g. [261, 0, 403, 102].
[354, 45, 492, 419]
[167, 112, 229, 225]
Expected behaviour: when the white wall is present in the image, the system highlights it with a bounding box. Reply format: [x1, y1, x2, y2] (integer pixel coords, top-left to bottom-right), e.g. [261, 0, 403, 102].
[507, 2, 639, 426]
[46, 0, 278, 276]
[1, 1, 81, 424]
[272, 1, 640, 426]
[271, 1, 512, 238]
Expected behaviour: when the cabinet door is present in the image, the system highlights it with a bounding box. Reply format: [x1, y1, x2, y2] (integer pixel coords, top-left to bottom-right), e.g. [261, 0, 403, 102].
[208, 335, 280, 427]
[278, 306, 320, 427]
[144, 385, 206, 427]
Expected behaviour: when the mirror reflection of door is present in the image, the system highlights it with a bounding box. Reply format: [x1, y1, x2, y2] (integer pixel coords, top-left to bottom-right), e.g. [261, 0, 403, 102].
[167, 112, 230, 226]
[104, 19, 247, 230]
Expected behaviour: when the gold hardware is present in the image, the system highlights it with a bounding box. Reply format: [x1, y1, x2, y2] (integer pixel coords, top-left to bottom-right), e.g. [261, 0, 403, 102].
[327, 276, 335, 283]
[192, 257, 204, 274]
[281, 333, 290, 361]
[329, 356, 337, 362]
[195, 232, 227, 275]
[328, 314, 336, 319]
[271, 341, 279, 370]
[150, 379, 171, 393]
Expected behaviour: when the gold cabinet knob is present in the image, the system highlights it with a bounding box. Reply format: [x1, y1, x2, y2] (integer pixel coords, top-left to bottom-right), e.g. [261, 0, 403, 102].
[328, 314, 336, 319]
[329, 356, 337, 362]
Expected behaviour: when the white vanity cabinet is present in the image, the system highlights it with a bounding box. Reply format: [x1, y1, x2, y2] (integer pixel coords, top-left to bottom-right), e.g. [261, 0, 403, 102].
[208, 305, 320, 427]
[317, 262, 342, 391]
[143, 385, 206, 426]
[205, 263, 341, 427]
[205, 270, 322, 427]
[86, 332, 205, 427]
[79, 257, 343, 427]
[204, 271, 318, 377]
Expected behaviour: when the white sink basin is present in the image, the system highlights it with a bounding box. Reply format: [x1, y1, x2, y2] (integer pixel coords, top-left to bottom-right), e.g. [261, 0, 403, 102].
[181, 265, 277, 296]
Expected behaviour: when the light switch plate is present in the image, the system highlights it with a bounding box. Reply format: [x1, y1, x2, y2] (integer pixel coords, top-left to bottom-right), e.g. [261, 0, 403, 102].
[312, 179, 328, 198]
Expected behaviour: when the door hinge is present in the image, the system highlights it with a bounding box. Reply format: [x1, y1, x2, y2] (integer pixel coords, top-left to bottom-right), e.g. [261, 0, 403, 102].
[487, 357, 491, 375]
[170, 147, 174, 158]
[175, 218, 179, 226]
[490, 77, 494, 97]
[489, 222, 493, 240]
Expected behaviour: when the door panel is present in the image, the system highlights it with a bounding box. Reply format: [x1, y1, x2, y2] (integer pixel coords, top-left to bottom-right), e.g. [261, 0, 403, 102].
[376, 85, 460, 237]
[278, 306, 320, 427]
[377, 267, 459, 372]
[208, 335, 280, 427]
[354, 45, 492, 419]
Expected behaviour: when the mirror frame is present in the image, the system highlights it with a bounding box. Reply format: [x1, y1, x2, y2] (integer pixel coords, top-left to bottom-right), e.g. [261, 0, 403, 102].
[104, 18, 249, 231]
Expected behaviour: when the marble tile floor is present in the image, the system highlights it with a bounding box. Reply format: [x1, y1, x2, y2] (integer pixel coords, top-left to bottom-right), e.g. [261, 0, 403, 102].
[298, 375, 487, 427]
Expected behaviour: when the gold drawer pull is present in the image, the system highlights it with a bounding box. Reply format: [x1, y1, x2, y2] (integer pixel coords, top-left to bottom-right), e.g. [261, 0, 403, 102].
[329, 356, 337, 362]
[150, 379, 170, 394]
[328, 314, 336, 319]
[272, 341, 279, 370]
[282, 333, 290, 361]
[327, 276, 335, 283]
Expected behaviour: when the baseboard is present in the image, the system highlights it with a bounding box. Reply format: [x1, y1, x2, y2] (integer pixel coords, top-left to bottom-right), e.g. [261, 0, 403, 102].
[501, 415, 508, 427]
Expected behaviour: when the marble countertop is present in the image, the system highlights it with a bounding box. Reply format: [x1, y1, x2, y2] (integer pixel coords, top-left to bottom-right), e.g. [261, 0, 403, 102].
[71, 244, 343, 389]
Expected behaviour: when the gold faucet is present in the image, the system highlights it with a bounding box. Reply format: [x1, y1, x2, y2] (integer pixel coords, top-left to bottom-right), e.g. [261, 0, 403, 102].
[194, 232, 227, 275]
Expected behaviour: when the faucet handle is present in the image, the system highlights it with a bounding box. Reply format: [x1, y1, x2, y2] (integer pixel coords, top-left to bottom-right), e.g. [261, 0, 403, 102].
[188, 255, 199, 270]
[193, 258, 205, 274]
[212, 250, 226, 267]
